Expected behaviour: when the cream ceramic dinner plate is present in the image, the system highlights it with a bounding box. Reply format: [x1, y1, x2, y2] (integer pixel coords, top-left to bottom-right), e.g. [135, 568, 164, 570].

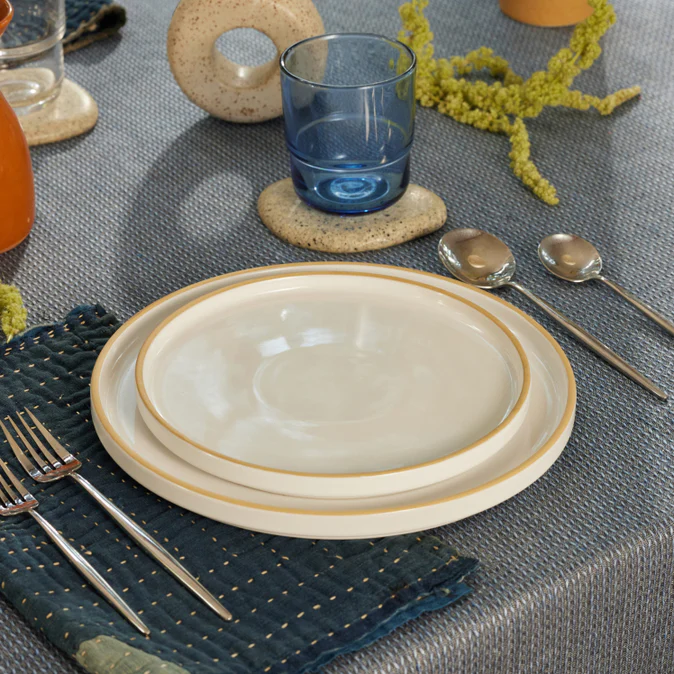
[91, 263, 576, 539]
[135, 272, 531, 499]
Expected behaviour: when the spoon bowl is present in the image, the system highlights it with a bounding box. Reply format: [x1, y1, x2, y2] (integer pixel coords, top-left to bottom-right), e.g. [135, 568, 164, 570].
[438, 229, 517, 289]
[438, 228, 667, 400]
[538, 232, 674, 339]
[538, 234, 603, 283]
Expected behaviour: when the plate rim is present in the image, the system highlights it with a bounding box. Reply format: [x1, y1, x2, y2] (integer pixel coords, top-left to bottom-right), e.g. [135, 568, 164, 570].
[134, 270, 532, 478]
[91, 262, 576, 516]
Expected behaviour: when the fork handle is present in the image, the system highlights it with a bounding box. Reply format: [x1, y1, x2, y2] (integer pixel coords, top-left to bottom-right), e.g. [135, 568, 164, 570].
[29, 510, 150, 636]
[70, 473, 232, 621]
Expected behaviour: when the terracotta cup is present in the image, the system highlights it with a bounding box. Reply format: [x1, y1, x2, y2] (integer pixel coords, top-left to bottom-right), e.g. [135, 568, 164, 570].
[0, 0, 35, 253]
[499, 0, 593, 27]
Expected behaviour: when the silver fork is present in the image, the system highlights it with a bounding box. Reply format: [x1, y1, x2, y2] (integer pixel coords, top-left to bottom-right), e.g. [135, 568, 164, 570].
[1, 409, 232, 622]
[0, 456, 150, 635]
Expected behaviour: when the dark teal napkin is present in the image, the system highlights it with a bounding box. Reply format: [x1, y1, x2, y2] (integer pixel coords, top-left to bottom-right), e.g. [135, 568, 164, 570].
[0, 305, 477, 674]
[64, 0, 126, 53]
[2, 0, 124, 52]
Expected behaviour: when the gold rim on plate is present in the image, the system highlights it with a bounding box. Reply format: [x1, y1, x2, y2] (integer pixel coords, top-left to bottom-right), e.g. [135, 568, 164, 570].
[134, 270, 532, 478]
[91, 262, 576, 516]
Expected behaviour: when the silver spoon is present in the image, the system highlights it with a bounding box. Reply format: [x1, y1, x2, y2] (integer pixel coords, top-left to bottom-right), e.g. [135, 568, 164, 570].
[438, 228, 667, 401]
[539, 233, 674, 338]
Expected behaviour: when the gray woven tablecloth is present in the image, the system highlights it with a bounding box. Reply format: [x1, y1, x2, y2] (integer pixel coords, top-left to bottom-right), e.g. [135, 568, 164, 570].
[1, 0, 673, 672]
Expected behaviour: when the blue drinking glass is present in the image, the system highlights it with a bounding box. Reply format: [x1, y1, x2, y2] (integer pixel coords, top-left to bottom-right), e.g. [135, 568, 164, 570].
[280, 33, 416, 214]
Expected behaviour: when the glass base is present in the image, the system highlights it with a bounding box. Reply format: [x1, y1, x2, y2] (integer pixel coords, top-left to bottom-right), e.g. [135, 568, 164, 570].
[0, 37, 65, 115]
[0, 68, 62, 116]
[290, 152, 411, 215]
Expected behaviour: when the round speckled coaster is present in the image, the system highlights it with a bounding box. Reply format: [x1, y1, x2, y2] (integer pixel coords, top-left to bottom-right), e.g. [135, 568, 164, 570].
[258, 178, 447, 253]
[19, 78, 98, 147]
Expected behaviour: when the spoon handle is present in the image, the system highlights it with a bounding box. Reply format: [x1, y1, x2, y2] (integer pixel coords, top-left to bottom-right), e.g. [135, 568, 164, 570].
[597, 276, 674, 338]
[507, 282, 667, 400]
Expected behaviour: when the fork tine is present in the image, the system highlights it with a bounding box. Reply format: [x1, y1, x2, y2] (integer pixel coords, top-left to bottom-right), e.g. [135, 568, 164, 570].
[23, 408, 74, 464]
[0, 418, 43, 475]
[0, 459, 30, 502]
[0, 472, 14, 508]
[13, 413, 60, 468]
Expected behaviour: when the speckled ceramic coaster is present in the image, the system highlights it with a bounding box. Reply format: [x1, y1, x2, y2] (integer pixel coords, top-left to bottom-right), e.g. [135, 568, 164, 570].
[19, 78, 98, 147]
[258, 179, 447, 253]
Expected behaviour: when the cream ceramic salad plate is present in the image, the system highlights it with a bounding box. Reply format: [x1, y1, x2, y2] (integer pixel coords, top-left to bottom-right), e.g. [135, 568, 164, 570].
[91, 262, 576, 539]
[135, 272, 531, 499]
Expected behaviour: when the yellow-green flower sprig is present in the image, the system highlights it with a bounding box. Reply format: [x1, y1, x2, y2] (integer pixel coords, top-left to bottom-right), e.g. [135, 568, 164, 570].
[398, 0, 641, 204]
[0, 284, 27, 342]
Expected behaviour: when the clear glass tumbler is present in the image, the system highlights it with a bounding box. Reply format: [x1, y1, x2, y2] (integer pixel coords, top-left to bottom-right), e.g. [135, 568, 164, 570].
[0, 0, 65, 115]
[280, 33, 416, 214]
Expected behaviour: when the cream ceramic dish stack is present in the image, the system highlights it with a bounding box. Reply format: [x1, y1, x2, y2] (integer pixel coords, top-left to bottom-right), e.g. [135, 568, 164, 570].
[91, 263, 576, 540]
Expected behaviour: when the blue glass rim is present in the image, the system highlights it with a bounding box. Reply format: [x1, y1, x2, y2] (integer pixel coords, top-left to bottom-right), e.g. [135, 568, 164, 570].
[279, 32, 417, 90]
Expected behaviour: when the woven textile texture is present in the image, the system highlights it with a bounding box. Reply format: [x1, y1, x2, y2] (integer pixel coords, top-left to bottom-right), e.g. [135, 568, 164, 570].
[0, 306, 477, 674]
[0, 0, 672, 672]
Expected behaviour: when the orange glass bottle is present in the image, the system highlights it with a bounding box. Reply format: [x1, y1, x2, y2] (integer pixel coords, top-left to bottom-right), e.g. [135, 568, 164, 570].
[0, 0, 35, 253]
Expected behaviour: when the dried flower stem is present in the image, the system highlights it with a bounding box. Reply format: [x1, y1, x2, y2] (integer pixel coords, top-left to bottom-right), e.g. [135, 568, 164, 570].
[0, 284, 27, 342]
[398, 0, 641, 204]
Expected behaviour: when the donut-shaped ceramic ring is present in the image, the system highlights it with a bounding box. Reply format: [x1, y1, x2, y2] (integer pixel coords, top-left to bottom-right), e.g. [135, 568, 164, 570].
[167, 0, 324, 123]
